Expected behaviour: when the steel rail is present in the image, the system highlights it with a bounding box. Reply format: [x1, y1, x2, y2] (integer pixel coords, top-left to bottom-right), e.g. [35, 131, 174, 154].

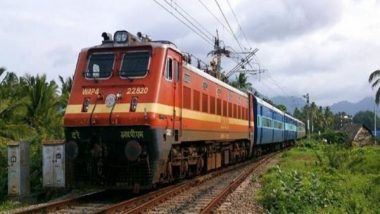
[96, 155, 262, 214]
[200, 152, 278, 213]
[13, 189, 106, 214]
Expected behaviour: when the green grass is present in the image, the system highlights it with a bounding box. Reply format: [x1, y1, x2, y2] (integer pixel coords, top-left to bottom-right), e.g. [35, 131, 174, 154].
[0, 200, 23, 212]
[257, 139, 380, 214]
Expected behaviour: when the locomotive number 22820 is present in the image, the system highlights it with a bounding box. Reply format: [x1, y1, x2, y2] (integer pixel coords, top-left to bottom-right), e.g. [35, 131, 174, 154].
[126, 87, 149, 95]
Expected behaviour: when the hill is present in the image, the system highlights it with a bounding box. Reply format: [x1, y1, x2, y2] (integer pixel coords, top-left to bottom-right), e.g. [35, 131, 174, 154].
[271, 96, 306, 114]
[271, 96, 374, 116]
[330, 97, 374, 116]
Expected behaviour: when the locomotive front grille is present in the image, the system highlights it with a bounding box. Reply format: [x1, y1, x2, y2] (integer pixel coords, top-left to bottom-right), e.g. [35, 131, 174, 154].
[71, 158, 153, 187]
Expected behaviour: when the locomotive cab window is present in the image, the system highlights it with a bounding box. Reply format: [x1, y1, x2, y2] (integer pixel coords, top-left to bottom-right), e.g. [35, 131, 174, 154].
[120, 51, 150, 78]
[165, 58, 173, 80]
[86, 53, 115, 79]
[165, 58, 179, 81]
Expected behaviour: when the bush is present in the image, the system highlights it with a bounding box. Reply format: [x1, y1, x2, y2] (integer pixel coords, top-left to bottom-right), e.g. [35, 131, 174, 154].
[0, 144, 8, 201]
[259, 166, 337, 213]
[258, 139, 380, 213]
[319, 130, 348, 144]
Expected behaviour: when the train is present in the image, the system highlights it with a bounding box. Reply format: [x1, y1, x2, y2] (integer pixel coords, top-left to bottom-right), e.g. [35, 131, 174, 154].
[62, 30, 305, 190]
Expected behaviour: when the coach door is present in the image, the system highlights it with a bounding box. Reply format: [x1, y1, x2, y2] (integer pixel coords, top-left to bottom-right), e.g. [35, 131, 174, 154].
[166, 50, 182, 141]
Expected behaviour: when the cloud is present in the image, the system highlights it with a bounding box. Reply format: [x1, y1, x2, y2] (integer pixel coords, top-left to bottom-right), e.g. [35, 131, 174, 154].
[0, 0, 379, 106]
[238, 0, 343, 42]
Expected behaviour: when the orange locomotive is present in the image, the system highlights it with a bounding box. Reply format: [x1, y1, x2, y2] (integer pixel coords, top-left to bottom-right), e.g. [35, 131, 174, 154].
[63, 30, 254, 189]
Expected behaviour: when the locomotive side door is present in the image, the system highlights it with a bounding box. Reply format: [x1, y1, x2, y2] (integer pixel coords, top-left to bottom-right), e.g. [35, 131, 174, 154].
[166, 50, 182, 141]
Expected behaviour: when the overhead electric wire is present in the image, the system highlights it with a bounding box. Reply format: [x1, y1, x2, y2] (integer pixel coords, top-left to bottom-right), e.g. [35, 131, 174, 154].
[267, 75, 288, 95]
[198, 0, 243, 57]
[254, 78, 282, 98]
[153, 0, 214, 47]
[225, 0, 258, 72]
[213, 0, 245, 52]
[168, 0, 214, 39]
[156, 0, 258, 81]
[162, 0, 214, 44]
[225, 0, 250, 48]
[197, 0, 231, 34]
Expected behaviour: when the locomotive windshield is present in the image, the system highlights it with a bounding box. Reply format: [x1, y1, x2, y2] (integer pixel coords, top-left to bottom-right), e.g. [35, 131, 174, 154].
[120, 51, 150, 78]
[86, 53, 115, 78]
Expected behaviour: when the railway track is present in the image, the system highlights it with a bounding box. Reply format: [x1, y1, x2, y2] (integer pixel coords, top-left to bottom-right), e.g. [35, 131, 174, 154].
[12, 189, 134, 214]
[98, 152, 278, 214]
[12, 152, 278, 214]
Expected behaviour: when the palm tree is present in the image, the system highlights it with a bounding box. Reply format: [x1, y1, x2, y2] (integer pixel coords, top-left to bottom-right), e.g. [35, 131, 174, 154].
[230, 73, 252, 91]
[58, 75, 73, 109]
[21, 74, 62, 138]
[0, 69, 35, 142]
[369, 70, 380, 103]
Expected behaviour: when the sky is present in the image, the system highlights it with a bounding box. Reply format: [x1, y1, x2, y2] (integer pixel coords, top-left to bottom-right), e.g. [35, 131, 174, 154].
[0, 0, 379, 106]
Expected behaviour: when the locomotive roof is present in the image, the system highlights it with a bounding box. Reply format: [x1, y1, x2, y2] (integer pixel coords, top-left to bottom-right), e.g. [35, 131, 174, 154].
[83, 39, 249, 98]
[183, 63, 248, 98]
[84, 40, 180, 52]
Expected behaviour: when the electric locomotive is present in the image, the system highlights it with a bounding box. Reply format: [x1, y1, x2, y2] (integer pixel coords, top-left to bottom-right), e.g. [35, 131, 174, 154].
[63, 30, 255, 189]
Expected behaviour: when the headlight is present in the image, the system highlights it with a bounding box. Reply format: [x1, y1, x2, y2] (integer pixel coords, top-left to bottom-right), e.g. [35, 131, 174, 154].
[82, 97, 90, 112]
[105, 94, 116, 108]
[124, 140, 142, 161]
[130, 96, 138, 112]
[65, 141, 79, 160]
[114, 30, 129, 43]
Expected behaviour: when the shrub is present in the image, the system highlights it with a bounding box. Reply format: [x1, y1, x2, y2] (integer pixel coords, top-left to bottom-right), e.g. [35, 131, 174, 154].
[319, 131, 348, 144]
[259, 166, 337, 213]
[0, 144, 8, 201]
[258, 139, 380, 213]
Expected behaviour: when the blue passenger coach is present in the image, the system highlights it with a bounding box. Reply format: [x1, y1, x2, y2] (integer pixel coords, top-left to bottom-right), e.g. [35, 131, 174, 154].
[284, 113, 298, 141]
[253, 96, 285, 145]
[252, 96, 304, 149]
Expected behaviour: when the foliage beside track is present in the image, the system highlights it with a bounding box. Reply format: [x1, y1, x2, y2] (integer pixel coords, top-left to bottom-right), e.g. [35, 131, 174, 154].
[258, 138, 380, 213]
[0, 68, 72, 203]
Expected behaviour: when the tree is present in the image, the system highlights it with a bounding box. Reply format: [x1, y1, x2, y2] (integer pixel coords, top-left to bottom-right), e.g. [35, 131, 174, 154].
[0, 68, 33, 141]
[293, 104, 336, 132]
[21, 74, 62, 139]
[59, 75, 73, 110]
[293, 107, 302, 119]
[230, 73, 252, 91]
[369, 69, 380, 103]
[276, 104, 287, 112]
[353, 111, 380, 131]
[322, 106, 334, 131]
[0, 69, 68, 199]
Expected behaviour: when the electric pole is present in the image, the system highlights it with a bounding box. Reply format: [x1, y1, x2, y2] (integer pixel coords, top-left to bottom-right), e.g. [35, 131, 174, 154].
[375, 103, 377, 144]
[208, 30, 231, 80]
[303, 93, 310, 139]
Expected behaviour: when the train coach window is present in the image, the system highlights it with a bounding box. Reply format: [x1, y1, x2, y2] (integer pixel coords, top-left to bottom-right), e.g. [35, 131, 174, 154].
[262, 117, 272, 128]
[86, 53, 115, 79]
[257, 116, 261, 127]
[274, 121, 283, 129]
[120, 52, 150, 78]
